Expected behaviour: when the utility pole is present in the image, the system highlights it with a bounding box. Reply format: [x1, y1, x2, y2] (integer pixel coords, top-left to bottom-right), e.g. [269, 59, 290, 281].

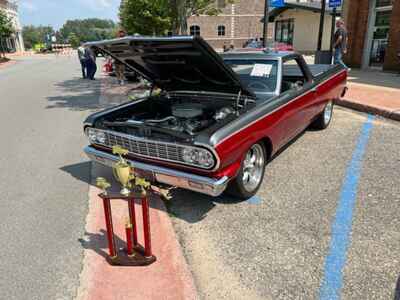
[317, 0, 326, 51]
[263, 0, 269, 47]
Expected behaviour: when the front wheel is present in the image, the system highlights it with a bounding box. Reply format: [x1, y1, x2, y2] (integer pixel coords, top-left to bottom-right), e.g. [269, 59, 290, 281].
[226, 143, 266, 200]
[312, 101, 334, 130]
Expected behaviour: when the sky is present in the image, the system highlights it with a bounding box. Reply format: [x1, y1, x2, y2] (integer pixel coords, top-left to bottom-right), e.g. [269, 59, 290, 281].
[19, 0, 121, 29]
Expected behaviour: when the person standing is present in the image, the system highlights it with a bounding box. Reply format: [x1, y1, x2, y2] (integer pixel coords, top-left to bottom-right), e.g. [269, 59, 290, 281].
[77, 43, 87, 78]
[85, 47, 97, 80]
[333, 19, 349, 69]
[115, 30, 127, 85]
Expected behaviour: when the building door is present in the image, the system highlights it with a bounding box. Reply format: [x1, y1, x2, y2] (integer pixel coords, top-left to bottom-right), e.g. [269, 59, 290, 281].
[369, 1, 393, 66]
[275, 19, 294, 45]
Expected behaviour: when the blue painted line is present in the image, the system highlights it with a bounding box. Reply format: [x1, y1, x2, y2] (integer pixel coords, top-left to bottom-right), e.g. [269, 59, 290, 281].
[247, 195, 262, 204]
[319, 114, 375, 300]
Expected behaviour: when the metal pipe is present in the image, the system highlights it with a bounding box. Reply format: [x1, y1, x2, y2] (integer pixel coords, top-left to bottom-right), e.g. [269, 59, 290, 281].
[102, 197, 117, 258]
[141, 196, 153, 257]
[128, 198, 138, 246]
[330, 8, 337, 53]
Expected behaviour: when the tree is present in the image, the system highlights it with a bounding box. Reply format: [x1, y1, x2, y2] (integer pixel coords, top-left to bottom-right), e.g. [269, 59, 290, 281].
[60, 18, 117, 43]
[119, 0, 171, 35]
[0, 10, 14, 58]
[68, 33, 80, 48]
[22, 25, 54, 49]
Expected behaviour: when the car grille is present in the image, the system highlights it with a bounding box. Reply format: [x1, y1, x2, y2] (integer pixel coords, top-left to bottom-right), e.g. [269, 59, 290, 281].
[98, 129, 186, 164]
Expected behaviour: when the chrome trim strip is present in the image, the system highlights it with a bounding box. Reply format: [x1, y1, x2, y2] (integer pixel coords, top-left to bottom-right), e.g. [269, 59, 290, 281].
[214, 69, 347, 147]
[88, 128, 220, 170]
[84, 146, 229, 196]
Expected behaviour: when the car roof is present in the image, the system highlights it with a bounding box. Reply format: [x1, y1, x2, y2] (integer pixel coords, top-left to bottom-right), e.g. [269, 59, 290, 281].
[221, 50, 297, 60]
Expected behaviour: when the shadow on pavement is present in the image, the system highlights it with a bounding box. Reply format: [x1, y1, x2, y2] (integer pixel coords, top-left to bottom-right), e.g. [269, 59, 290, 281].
[46, 77, 108, 111]
[60, 161, 92, 185]
[166, 189, 244, 224]
[394, 274, 400, 300]
[78, 230, 127, 259]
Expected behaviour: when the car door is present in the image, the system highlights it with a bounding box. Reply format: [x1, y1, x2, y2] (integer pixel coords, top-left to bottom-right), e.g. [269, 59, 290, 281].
[279, 56, 315, 143]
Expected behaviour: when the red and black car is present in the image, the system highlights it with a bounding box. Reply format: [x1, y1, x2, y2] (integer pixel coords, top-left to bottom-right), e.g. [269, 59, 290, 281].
[83, 36, 347, 199]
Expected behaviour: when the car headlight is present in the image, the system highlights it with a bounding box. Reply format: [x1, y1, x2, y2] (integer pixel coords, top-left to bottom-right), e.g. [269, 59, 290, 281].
[85, 128, 106, 144]
[182, 147, 215, 168]
[96, 131, 106, 143]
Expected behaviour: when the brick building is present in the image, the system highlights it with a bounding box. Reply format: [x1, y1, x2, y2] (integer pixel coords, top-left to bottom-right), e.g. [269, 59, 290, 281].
[187, 0, 268, 49]
[342, 0, 399, 71]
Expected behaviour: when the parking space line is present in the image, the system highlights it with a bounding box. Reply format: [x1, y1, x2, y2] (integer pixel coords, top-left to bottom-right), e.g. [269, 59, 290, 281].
[319, 114, 375, 300]
[247, 195, 262, 204]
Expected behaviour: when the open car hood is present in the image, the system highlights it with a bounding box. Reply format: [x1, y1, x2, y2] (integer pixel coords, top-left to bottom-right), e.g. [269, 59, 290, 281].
[86, 36, 254, 98]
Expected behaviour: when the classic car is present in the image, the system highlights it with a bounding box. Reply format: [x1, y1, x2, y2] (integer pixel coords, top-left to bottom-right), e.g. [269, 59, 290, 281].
[83, 36, 347, 199]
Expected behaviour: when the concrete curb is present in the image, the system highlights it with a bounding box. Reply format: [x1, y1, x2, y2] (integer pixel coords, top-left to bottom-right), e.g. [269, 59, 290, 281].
[335, 99, 400, 122]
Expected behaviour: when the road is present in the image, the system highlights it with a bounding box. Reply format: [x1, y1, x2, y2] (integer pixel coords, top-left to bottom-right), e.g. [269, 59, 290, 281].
[0, 55, 100, 299]
[169, 108, 400, 299]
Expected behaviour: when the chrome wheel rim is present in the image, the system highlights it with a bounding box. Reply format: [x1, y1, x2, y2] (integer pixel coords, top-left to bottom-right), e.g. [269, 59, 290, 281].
[242, 144, 265, 193]
[324, 101, 333, 124]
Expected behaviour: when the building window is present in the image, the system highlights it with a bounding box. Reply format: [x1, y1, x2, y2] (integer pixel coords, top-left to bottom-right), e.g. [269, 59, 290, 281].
[217, 0, 226, 9]
[375, 0, 394, 8]
[275, 19, 294, 45]
[190, 25, 201, 36]
[217, 25, 226, 36]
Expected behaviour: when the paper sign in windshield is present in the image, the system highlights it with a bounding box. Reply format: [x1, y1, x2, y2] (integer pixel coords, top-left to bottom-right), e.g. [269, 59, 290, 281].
[250, 64, 272, 77]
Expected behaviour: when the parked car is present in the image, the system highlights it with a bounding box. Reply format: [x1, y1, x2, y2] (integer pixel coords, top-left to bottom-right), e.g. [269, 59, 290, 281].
[83, 36, 347, 199]
[244, 40, 294, 52]
[104, 56, 139, 82]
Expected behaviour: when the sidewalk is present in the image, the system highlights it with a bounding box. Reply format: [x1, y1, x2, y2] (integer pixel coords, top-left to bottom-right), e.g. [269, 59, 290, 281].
[336, 69, 400, 121]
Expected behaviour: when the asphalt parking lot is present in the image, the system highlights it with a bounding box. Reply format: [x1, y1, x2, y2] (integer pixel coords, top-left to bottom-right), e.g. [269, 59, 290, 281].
[168, 107, 400, 300]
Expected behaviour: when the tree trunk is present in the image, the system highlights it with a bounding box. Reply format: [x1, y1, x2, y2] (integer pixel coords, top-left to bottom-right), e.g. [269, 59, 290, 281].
[170, 0, 180, 34]
[180, 16, 188, 35]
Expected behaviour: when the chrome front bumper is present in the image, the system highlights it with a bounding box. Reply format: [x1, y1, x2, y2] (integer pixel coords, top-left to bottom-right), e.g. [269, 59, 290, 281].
[84, 146, 229, 197]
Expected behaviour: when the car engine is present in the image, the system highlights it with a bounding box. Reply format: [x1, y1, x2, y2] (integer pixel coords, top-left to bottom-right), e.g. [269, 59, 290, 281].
[125, 103, 235, 136]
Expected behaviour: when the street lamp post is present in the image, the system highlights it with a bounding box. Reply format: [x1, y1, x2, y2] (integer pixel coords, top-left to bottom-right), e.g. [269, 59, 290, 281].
[263, 0, 269, 48]
[317, 0, 326, 51]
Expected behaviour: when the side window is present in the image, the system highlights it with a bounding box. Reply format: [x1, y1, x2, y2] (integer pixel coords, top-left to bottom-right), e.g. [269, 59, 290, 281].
[281, 58, 307, 93]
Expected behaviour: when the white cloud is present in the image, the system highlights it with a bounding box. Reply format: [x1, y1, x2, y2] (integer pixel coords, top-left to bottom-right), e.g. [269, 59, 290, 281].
[20, 0, 38, 13]
[84, 0, 113, 11]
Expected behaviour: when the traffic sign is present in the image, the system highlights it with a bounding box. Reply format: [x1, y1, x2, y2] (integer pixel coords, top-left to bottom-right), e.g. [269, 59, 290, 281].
[270, 0, 285, 8]
[329, 0, 342, 8]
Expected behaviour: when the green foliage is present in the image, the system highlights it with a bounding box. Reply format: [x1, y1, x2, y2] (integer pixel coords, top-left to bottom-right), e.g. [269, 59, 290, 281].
[119, 0, 171, 35]
[68, 33, 80, 48]
[22, 25, 54, 49]
[33, 43, 46, 52]
[0, 10, 14, 57]
[0, 10, 13, 37]
[60, 18, 118, 43]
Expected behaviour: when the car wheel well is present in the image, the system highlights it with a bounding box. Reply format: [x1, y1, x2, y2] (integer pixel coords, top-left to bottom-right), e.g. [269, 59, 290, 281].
[259, 137, 272, 161]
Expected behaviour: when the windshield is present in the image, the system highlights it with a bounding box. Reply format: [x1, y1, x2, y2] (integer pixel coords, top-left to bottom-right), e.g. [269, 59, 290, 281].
[223, 59, 278, 97]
